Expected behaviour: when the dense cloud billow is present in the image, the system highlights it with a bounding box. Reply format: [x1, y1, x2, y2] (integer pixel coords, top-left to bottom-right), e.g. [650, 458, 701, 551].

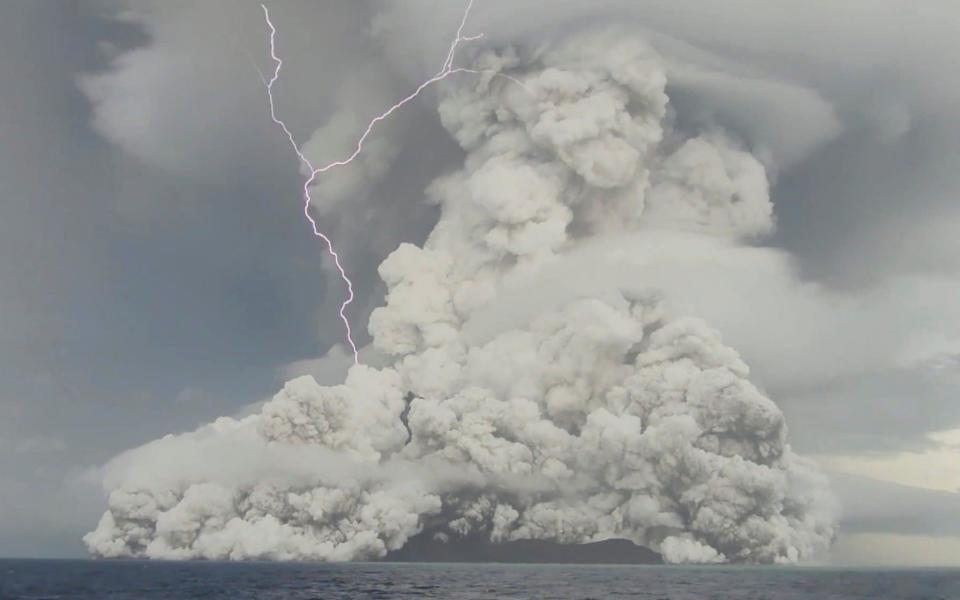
[85, 27, 836, 564]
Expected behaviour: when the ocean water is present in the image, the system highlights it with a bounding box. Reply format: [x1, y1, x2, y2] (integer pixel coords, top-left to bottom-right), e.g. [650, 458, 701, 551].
[1, 560, 958, 600]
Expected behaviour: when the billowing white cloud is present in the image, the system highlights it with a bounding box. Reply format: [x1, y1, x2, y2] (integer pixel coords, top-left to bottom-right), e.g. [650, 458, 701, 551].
[86, 27, 837, 564]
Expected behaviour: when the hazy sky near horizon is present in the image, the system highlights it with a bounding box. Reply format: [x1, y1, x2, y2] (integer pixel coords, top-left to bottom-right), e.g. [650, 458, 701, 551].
[1, 0, 959, 563]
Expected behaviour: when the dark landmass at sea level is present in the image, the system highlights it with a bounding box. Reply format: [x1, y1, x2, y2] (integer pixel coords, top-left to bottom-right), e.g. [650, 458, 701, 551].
[383, 535, 663, 564]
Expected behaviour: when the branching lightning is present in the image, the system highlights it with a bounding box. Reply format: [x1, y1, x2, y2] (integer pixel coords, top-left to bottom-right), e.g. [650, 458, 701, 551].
[260, 0, 489, 365]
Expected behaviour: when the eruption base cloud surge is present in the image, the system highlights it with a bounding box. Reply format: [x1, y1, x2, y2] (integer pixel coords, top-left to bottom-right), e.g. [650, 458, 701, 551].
[85, 21, 837, 565]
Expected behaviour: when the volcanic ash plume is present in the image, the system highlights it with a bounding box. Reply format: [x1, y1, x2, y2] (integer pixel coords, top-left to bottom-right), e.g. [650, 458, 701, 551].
[85, 28, 836, 564]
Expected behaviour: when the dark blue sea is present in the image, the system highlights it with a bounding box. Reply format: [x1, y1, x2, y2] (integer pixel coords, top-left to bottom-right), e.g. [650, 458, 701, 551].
[1, 560, 958, 599]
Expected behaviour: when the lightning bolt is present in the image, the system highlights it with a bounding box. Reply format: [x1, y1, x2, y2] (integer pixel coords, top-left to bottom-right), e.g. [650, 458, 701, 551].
[262, 0, 530, 365]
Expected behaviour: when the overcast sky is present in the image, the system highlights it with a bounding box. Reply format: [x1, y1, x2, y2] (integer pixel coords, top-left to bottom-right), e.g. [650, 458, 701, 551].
[1, 0, 959, 564]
